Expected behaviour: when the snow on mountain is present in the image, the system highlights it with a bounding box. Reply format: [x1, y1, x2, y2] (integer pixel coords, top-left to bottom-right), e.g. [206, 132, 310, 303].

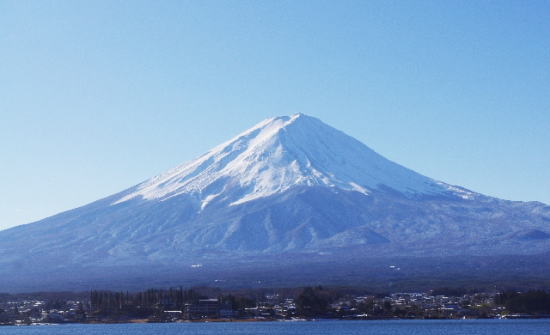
[0, 113, 548, 292]
[114, 113, 473, 208]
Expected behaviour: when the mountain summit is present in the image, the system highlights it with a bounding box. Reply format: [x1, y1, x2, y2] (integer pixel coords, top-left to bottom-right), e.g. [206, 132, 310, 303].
[115, 113, 471, 207]
[0, 114, 548, 291]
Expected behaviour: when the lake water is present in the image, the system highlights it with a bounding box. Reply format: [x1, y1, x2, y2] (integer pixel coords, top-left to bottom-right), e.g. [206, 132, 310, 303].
[1, 320, 549, 335]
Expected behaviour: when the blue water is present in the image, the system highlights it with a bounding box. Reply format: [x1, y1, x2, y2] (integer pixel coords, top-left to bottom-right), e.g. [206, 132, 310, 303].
[1, 320, 549, 335]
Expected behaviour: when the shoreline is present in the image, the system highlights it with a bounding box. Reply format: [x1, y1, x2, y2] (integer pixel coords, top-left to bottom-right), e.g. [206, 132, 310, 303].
[5, 316, 550, 327]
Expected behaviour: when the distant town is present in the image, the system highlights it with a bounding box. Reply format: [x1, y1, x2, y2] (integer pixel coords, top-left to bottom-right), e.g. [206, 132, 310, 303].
[1, 286, 550, 325]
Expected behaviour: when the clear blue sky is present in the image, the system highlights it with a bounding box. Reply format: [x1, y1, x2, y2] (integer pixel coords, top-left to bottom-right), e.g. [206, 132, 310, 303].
[1, 0, 549, 230]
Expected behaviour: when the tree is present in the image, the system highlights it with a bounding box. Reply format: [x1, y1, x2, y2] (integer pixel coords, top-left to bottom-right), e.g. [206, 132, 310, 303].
[499, 290, 550, 314]
[295, 287, 329, 317]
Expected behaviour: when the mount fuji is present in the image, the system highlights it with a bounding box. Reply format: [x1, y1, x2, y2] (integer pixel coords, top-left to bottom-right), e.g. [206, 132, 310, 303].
[1, 114, 549, 292]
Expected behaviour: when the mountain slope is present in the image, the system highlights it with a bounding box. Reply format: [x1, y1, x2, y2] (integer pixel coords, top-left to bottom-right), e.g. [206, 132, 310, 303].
[113, 113, 475, 206]
[0, 114, 548, 291]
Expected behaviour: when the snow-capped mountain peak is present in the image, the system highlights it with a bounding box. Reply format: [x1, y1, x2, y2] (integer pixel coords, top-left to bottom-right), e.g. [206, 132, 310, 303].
[113, 114, 465, 207]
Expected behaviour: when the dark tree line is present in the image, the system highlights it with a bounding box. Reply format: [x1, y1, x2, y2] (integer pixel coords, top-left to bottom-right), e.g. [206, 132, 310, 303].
[295, 286, 331, 317]
[90, 288, 202, 317]
[219, 294, 256, 311]
[89, 288, 256, 318]
[495, 290, 550, 314]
